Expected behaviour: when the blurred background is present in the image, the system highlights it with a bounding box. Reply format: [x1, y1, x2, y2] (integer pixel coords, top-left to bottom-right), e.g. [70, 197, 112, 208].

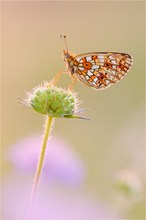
[1, 1, 145, 219]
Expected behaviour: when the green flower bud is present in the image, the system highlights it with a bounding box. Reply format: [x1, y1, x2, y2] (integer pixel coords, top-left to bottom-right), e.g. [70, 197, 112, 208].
[20, 82, 88, 119]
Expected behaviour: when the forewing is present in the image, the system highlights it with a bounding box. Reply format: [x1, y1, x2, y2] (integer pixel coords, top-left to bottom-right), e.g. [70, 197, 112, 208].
[74, 52, 133, 90]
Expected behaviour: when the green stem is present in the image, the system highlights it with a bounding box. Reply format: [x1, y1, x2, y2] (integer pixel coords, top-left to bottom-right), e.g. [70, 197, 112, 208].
[29, 116, 53, 218]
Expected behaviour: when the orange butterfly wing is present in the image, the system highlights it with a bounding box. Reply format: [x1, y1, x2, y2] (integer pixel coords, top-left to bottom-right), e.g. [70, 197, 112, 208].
[73, 52, 133, 90]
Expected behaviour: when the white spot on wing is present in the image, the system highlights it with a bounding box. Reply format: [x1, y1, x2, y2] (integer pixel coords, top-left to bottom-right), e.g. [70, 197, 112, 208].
[94, 77, 98, 83]
[86, 56, 92, 61]
[109, 75, 114, 80]
[109, 55, 114, 59]
[78, 67, 84, 71]
[76, 57, 82, 62]
[111, 60, 117, 64]
[112, 70, 116, 75]
[126, 58, 132, 62]
[87, 71, 93, 76]
[98, 55, 104, 59]
[106, 79, 110, 84]
[90, 81, 97, 86]
[92, 65, 99, 69]
[90, 69, 94, 73]
[85, 75, 89, 80]
[99, 58, 104, 63]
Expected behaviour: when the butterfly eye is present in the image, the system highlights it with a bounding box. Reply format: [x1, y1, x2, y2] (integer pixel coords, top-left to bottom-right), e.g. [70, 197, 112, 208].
[64, 53, 70, 59]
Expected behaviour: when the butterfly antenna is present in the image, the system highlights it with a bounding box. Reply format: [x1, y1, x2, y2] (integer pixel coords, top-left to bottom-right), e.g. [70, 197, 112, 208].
[60, 34, 68, 52]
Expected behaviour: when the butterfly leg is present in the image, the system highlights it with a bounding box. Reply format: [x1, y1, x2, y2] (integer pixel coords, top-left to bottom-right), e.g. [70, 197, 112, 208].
[51, 70, 64, 86]
[68, 77, 77, 91]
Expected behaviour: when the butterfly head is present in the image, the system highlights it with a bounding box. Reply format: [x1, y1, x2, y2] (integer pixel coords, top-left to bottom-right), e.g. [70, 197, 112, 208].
[63, 50, 71, 61]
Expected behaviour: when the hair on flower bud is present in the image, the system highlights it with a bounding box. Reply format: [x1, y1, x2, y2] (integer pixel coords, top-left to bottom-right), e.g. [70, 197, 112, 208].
[19, 82, 88, 119]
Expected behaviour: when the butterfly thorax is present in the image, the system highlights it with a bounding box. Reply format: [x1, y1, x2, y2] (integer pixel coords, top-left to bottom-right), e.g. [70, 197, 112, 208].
[64, 51, 78, 75]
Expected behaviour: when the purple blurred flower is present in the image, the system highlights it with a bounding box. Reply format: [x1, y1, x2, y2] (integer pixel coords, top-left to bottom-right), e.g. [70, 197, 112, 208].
[2, 135, 115, 219]
[2, 172, 113, 220]
[7, 135, 85, 186]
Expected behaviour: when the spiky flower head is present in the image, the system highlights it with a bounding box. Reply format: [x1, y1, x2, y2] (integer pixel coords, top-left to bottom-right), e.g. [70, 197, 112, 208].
[20, 82, 87, 119]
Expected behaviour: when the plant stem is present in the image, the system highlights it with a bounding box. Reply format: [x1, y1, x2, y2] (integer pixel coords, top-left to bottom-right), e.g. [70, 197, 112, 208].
[29, 116, 53, 218]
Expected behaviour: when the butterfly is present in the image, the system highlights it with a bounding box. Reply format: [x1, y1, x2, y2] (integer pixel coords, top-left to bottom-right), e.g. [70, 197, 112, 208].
[53, 35, 133, 90]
